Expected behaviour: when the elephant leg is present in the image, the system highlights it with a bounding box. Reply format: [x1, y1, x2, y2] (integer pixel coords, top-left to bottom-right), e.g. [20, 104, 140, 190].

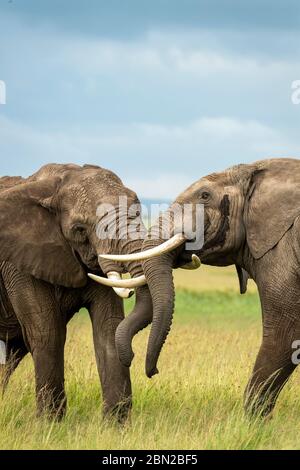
[2, 268, 67, 420]
[244, 285, 300, 417]
[87, 284, 132, 424]
[30, 329, 66, 421]
[0, 336, 28, 392]
[244, 335, 297, 417]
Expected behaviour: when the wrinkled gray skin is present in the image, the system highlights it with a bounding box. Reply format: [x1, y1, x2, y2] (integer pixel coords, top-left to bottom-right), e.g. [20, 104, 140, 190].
[0, 163, 152, 422]
[120, 158, 300, 417]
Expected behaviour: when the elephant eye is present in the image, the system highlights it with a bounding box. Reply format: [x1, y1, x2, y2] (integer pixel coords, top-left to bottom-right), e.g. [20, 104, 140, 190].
[73, 224, 85, 233]
[72, 223, 87, 240]
[200, 191, 210, 201]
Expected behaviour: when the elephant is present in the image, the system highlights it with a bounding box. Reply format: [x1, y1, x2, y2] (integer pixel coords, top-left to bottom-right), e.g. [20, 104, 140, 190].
[102, 158, 300, 417]
[0, 163, 153, 422]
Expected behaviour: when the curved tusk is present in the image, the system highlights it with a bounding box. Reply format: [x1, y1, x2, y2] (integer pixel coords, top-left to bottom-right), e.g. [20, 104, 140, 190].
[181, 254, 201, 270]
[107, 272, 135, 299]
[98, 233, 186, 263]
[88, 272, 147, 288]
[113, 287, 134, 298]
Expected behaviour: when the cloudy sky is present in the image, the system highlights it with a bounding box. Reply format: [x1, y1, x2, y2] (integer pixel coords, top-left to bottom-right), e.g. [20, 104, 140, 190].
[0, 0, 300, 199]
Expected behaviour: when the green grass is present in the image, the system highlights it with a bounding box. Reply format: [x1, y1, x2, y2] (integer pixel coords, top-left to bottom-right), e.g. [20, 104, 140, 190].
[171, 289, 260, 326]
[1, 276, 300, 450]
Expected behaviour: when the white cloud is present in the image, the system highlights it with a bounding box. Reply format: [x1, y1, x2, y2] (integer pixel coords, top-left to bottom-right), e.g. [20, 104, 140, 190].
[2, 15, 295, 100]
[56, 30, 297, 81]
[125, 174, 192, 200]
[1, 13, 300, 199]
[1, 114, 299, 198]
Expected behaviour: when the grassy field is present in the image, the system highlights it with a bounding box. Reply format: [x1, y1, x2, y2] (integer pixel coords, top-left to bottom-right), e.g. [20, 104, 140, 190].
[1, 266, 300, 450]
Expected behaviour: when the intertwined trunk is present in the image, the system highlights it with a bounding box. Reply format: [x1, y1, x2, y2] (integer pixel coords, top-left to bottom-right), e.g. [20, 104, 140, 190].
[98, 236, 153, 368]
[115, 284, 153, 367]
[142, 245, 175, 377]
[141, 215, 178, 377]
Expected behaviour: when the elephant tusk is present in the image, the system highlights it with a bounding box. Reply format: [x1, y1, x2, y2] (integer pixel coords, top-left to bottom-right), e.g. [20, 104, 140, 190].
[88, 272, 147, 288]
[112, 287, 134, 298]
[107, 272, 135, 299]
[98, 233, 186, 263]
[180, 254, 201, 270]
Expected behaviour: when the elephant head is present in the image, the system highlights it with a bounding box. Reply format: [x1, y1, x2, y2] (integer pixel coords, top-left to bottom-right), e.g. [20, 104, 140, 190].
[0, 163, 153, 353]
[102, 158, 300, 377]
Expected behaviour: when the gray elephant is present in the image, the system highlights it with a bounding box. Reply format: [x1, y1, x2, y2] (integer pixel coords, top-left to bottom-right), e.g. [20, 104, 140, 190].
[0, 163, 153, 422]
[101, 158, 300, 417]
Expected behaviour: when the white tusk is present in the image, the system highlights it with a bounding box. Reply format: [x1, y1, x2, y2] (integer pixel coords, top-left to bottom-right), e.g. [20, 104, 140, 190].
[113, 288, 134, 299]
[88, 272, 147, 288]
[98, 233, 186, 263]
[180, 254, 201, 270]
[107, 272, 135, 299]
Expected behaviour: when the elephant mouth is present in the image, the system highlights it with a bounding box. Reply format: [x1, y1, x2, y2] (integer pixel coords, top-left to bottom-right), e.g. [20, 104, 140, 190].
[173, 248, 199, 269]
[172, 216, 211, 267]
[73, 249, 99, 272]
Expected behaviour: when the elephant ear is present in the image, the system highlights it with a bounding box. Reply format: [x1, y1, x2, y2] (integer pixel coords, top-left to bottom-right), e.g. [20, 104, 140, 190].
[244, 159, 300, 259]
[0, 178, 87, 288]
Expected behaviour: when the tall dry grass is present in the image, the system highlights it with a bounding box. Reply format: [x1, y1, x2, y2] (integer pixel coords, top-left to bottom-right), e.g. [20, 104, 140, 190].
[0, 267, 299, 449]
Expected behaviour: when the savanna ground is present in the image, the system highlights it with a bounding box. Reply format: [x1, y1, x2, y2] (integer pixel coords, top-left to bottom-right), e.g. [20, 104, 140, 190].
[1, 266, 300, 450]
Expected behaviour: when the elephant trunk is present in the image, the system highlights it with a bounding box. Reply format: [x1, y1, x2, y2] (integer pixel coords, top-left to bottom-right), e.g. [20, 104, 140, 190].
[100, 237, 154, 368]
[107, 209, 184, 377]
[141, 231, 177, 378]
[115, 238, 154, 367]
[115, 285, 153, 367]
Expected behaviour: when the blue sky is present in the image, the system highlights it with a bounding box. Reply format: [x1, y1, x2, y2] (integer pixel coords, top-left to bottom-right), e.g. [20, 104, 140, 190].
[0, 0, 300, 198]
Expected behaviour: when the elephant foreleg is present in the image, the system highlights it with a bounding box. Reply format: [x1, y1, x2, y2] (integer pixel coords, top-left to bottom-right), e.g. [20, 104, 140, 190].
[2, 267, 67, 420]
[87, 284, 132, 424]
